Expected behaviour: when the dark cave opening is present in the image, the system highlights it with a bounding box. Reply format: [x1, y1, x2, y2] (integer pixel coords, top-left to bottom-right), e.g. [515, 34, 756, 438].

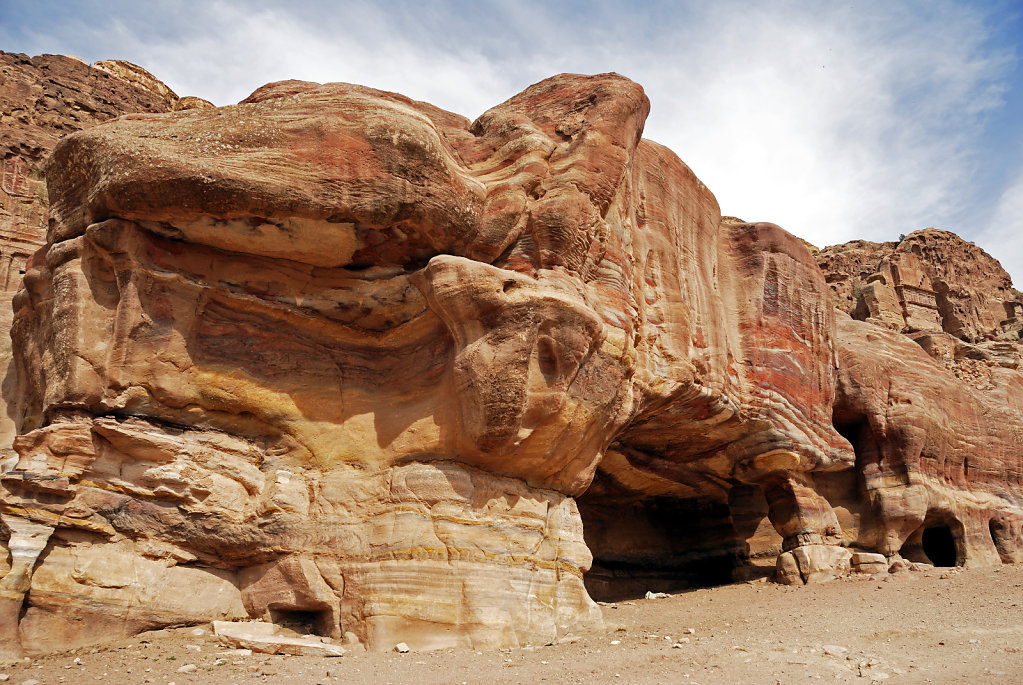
[834, 412, 880, 479]
[268, 608, 332, 637]
[584, 548, 741, 602]
[578, 491, 753, 602]
[833, 411, 873, 480]
[900, 515, 964, 567]
[921, 525, 957, 567]
[832, 417, 864, 449]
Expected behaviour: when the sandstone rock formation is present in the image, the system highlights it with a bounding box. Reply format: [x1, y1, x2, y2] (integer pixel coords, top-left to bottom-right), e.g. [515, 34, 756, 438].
[816, 229, 1022, 343]
[0, 51, 212, 450]
[818, 230, 1023, 573]
[0, 67, 1020, 658]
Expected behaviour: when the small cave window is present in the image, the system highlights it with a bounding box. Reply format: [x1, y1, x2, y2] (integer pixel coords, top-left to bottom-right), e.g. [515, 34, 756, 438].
[268, 608, 332, 637]
[536, 336, 559, 382]
[921, 525, 957, 567]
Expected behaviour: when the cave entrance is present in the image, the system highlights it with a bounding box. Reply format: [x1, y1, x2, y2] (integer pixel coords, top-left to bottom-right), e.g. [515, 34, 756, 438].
[577, 490, 751, 602]
[268, 607, 333, 637]
[900, 516, 963, 567]
[921, 525, 957, 567]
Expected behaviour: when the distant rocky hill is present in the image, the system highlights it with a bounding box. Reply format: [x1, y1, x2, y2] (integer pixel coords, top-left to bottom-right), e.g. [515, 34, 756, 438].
[0, 60, 1020, 659]
[817, 229, 1022, 386]
[816, 229, 1022, 343]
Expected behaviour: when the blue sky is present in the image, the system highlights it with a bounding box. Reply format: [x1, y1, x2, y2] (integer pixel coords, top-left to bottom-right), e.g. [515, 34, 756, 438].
[3, 0, 1022, 286]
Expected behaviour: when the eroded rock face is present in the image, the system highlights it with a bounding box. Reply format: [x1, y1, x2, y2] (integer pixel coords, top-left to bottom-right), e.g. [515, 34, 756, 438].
[833, 316, 1023, 562]
[2, 74, 652, 655]
[817, 229, 1022, 343]
[817, 231, 1023, 576]
[0, 51, 209, 450]
[0, 69, 1020, 657]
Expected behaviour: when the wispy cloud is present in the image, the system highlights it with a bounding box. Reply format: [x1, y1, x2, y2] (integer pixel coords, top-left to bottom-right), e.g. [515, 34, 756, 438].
[623, 2, 1012, 249]
[982, 146, 1023, 287]
[2, 0, 1020, 283]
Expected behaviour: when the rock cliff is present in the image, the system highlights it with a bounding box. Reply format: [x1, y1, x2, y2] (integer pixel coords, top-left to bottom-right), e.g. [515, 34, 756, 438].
[817, 229, 1023, 573]
[0, 51, 212, 449]
[0, 66, 1020, 657]
[816, 229, 1022, 344]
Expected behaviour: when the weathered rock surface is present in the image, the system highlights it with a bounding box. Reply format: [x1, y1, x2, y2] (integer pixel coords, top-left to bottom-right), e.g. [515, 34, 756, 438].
[832, 315, 1023, 567]
[0, 66, 1020, 658]
[816, 229, 1022, 343]
[776, 545, 852, 585]
[816, 229, 1023, 576]
[0, 51, 208, 451]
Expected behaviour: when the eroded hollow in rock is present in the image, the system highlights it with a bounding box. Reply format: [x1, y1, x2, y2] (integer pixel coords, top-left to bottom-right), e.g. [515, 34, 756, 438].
[902, 519, 962, 567]
[832, 409, 907, 488]
[921, 526, 958, 567]
[268, 608, 333, 637]
[579, 486, 782, 601]
[833, 414, 872, 464]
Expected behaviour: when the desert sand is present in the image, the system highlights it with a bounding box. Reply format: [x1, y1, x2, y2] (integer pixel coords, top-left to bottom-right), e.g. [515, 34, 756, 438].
[2, 564, 1021, 684]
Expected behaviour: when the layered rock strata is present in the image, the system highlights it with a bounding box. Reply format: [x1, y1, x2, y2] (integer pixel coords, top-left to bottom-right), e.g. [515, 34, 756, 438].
[0, 51, 211, 449]
[833, 317, 1023, 567]
[0, 69, 1020, 657]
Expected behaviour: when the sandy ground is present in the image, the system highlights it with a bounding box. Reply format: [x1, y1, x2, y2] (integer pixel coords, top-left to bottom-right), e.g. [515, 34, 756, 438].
[4, 564, 1023, 685]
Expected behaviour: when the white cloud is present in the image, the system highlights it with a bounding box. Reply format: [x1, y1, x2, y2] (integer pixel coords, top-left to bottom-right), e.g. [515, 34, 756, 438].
[88, 2, 522, 116]
[621, 3, 1011, 252]
[980, 148, 1023, 289]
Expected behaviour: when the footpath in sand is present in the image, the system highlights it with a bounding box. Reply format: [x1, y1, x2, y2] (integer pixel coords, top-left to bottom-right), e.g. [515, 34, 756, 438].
[3, 564, 1021, 684]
